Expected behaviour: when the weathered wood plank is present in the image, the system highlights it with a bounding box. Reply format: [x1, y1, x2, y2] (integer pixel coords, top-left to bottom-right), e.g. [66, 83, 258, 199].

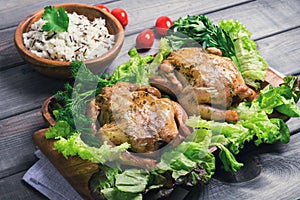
[0, 109, 47, 178]
[107, 0, 254, 35]
[1, 26, 299, 126]
[185, 131, 300, 200]
[0, 0, 251, 70]
[256, 28, 300, 75]
[107, 0, 300, 39]
[0, 0, 250, 30]
[2, 0, 300, 71]
[0, 65, 65, 120]
[0, 0, 118, 30]
[0, 170, 46, 200]
[209, 0, 300, 40]
[0, 27, 25, 69]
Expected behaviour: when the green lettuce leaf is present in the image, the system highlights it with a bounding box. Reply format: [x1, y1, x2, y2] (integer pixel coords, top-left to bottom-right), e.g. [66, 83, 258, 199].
[235, 99, 291, 146]
[234, 75, 299, 146]
[100, 166, 121, 189]
[45, 120, 72, 139]
[185, 75, 300, 171]
[186, 116, 245, 172]
[111, 39, 172, 86]
[155, 129, 215, 183]
[101, 188, 142, 200]
[110, 48, 154, 85]
[217, 144, 244, 172]
[219, 20, 268, 89]
[186, 116, 251, 155]
[115, 169, 149, 193]
[53, 133, 130, 164]
[257, 76, 300, 116]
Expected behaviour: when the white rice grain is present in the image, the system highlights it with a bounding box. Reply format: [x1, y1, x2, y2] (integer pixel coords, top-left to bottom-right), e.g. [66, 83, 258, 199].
[23, 12, 115, 62]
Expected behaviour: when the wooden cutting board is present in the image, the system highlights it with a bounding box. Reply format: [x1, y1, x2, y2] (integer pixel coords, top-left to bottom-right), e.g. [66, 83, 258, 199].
[32, 67, 285, 199]
[264, 67, 284, 87]
[32, 129, 99, 199]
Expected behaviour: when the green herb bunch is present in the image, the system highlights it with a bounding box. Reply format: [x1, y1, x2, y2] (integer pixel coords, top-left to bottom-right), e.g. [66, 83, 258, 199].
[166, 15, 237, 63]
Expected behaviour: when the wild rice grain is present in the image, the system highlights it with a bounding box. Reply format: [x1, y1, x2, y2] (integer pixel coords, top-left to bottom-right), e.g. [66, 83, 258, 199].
[23, 12, 115, 62]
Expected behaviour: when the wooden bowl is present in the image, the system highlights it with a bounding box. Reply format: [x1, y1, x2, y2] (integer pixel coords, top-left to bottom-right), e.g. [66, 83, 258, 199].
[14, 3, 124, 79]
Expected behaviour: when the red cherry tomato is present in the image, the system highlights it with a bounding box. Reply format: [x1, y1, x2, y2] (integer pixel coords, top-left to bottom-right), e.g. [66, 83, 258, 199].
[95, 4, 110, 12]
[136, 29, 155, 50]
[111, 8, 128, 28]
[155, 16, 172, 36]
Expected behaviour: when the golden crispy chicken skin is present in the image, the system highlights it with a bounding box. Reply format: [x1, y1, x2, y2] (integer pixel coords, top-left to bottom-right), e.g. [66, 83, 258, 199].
[87, 82, 191, 154]
[149, 47, 256, 122]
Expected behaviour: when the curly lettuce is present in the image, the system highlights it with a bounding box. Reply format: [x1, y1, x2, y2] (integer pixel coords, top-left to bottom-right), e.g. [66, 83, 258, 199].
[155, 136, 215, 182]
[219, 20, 269, 89]
[111, 38, 172, 86]
[89, 129, 217, 200]
[186, 76, 300, 172]
[49, 133, 130, 164]
[257, 76, 300, 116]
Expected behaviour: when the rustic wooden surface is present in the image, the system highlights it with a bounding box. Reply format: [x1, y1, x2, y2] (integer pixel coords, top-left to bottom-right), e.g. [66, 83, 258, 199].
[0, 0, 299, 199]
[32, 128, 99, 200]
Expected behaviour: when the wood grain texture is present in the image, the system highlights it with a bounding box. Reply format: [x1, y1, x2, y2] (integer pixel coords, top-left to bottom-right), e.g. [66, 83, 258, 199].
[0, 109, 46, 178]
[0, 170, 47, 200]
[0, 0, 252, 70]
[0, 27, 24, 69]
[0, 0, 298, 73]
[256, 28, 300, 75]
[32, 129, 99, 200]
[1, 0, 298, 72]
[0, 65, 65, 120]
[108, 0, 254, 35]
[0, 0, 300, 199]
[185, 133, 300, 200]
[209, 0, 300, 40]
[107, 0, 300, 39]
[0, 0, 117, 29]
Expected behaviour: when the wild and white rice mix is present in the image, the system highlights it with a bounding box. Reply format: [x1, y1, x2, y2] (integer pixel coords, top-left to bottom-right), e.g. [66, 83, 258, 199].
[23, 12, 115, 61]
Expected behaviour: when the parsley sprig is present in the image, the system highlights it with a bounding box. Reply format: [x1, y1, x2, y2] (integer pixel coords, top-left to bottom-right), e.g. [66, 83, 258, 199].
[42, 6, 69, 33]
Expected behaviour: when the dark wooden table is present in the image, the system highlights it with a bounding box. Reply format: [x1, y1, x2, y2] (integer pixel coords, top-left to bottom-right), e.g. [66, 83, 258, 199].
[1, 0, 300, 199]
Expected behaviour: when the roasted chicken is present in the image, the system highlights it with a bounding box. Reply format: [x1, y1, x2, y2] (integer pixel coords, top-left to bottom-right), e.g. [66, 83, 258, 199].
[149, 47, 256, 122]
[87, 82, 190, 154]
